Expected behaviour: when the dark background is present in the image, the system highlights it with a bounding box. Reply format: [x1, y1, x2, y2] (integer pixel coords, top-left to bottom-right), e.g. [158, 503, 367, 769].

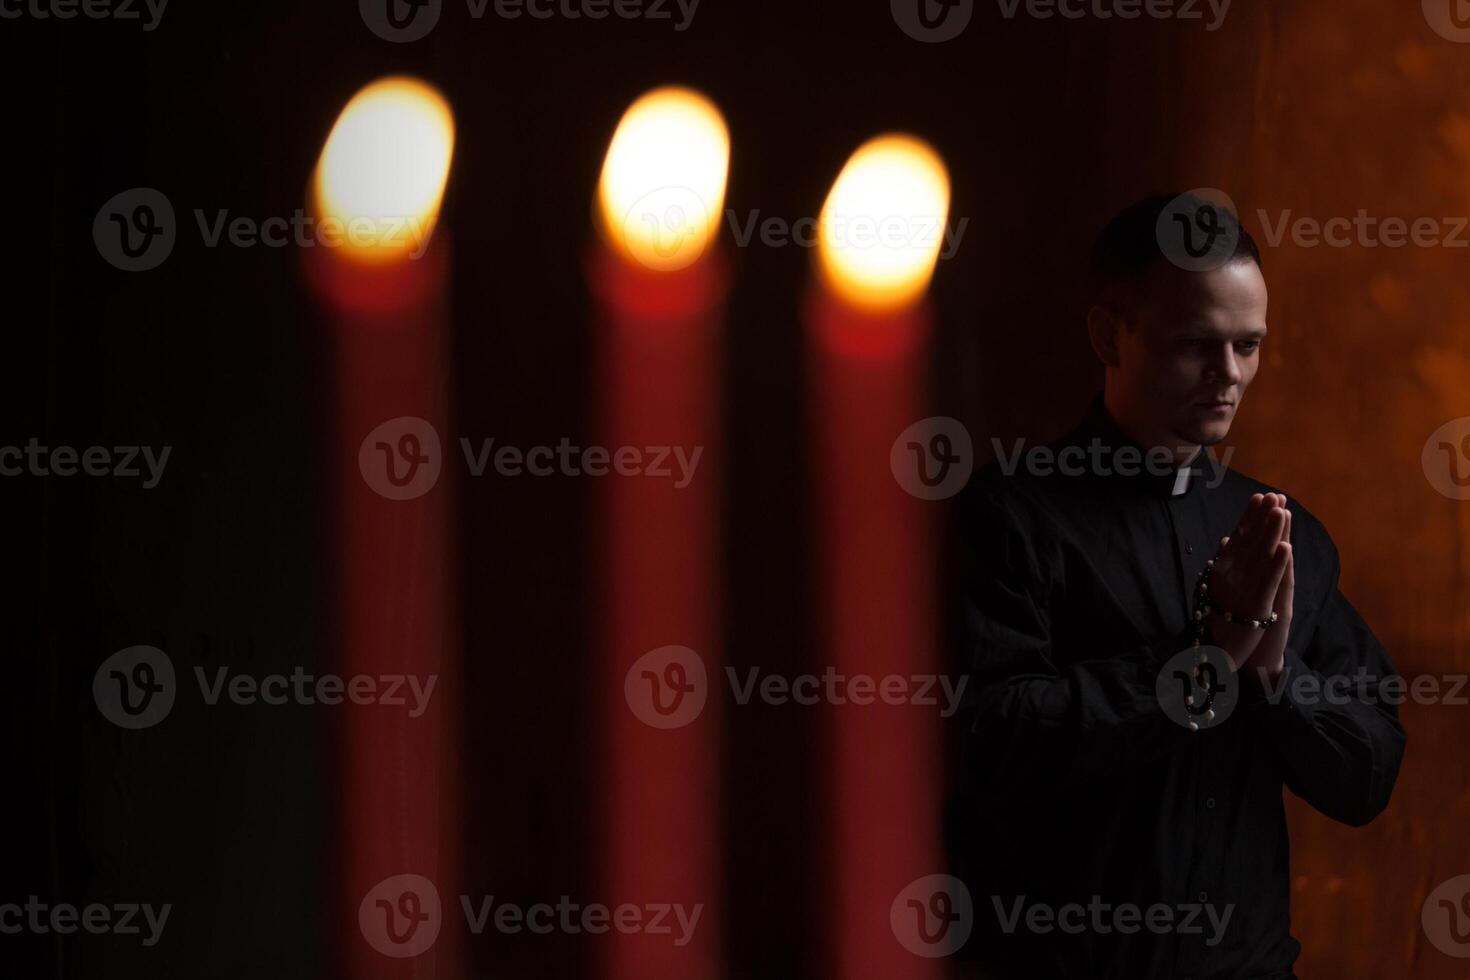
[11, 0, 1470, 977]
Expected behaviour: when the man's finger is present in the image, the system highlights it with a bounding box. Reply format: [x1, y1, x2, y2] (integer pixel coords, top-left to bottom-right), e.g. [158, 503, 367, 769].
[1274, 542, 1295, 615]
[1250, 541, 1290, 617]
[1233, 493, 1266, 541]
[1230, 493, 1263, 541]
[1243, 506, 1288, 573]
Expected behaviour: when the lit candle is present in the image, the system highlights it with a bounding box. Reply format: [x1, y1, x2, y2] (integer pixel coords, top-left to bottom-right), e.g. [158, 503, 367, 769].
[590, 86, 730, 980]
[305, 76, 460, 980]
[808, 135, 952, 978]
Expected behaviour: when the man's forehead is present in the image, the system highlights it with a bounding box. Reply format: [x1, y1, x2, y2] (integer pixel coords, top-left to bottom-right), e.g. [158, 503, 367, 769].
[1159, 315, 1269, 338]
[1138, 261, 1266, 317]
[1142, 255, 1265, 298]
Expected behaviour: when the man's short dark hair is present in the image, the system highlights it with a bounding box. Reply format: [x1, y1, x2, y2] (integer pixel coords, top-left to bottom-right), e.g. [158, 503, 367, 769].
[1087, 192, 1262, 307]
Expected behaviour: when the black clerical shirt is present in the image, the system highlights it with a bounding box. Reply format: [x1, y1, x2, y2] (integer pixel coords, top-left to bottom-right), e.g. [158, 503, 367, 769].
[947, 395, 1406, 980]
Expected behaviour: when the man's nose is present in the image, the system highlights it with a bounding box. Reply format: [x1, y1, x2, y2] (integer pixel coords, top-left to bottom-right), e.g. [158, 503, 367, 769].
[1206, 343, 1244, 384]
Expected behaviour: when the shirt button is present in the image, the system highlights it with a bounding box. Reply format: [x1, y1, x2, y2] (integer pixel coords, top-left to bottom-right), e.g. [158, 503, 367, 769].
[1198, 890, 1209, 902]
[1205, 797, 1216, 809]
[1185, 544, 1195, 554]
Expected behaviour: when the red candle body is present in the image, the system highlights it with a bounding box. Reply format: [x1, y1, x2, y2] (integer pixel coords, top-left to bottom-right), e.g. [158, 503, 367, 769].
[308, 245, 460, 980]
[808, 293, 945, 980]
[591, 246, 727, 980]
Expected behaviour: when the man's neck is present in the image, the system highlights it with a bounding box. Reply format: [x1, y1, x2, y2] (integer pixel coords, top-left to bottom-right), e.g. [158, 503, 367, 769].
[1102, 391, 1203, 469]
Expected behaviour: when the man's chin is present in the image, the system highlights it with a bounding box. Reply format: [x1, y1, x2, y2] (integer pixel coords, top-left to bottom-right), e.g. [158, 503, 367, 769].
[1189, 420, 1232, 446]
[1176, 412, 1234, 447]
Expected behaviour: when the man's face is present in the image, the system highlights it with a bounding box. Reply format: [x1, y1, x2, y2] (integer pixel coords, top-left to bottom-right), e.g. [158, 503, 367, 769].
[1108, 257, 1269, 449]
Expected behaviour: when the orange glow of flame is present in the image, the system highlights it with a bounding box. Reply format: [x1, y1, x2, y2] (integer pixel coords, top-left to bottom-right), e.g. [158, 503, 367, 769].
[313, 76, 455, 264]
[597, 86, 731, 273]
[816, 134, 950, 314]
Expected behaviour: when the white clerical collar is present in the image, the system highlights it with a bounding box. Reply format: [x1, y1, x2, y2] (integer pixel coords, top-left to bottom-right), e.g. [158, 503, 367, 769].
[1171, 465, 1193, 496]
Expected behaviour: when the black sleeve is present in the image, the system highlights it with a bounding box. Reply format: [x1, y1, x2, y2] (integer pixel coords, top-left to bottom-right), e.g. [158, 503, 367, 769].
[955, 478, 1185, 797]
[1242, 537, 1407, 826]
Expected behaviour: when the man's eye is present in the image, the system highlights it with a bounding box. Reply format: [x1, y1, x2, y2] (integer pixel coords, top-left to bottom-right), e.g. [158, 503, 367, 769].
[1236, 341, 1260, 352]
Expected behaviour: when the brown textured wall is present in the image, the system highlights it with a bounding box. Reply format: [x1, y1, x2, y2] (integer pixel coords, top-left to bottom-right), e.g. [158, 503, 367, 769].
[1220, 6, 1470, 976]
[946, 3, 1470, 974]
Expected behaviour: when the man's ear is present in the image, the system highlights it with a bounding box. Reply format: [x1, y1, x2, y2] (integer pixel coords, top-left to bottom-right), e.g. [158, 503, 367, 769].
[1087, 302, 1125, 369]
